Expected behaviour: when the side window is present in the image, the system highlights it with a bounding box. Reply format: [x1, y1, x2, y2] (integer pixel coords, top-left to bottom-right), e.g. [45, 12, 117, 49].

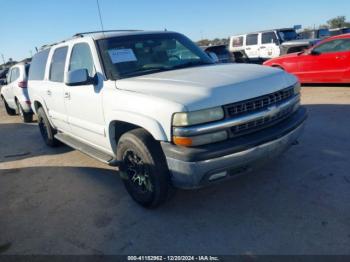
[262, 32, 278, 44]
[231, 36, 244, 47]
[29, 49, 50, 81]
[6, 70, 11, 83]
[246, 34, 258, 46]
[313, 39, 350, 54]
[69, 43, 95, 77]
[49, 47, 68, 82]
[10, 68, 19, 82]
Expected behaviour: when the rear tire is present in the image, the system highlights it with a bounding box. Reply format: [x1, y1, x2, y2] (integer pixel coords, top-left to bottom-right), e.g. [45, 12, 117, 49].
[117, 128, 173, 208]
[37, 107, 60, 147]
[1, 97, 16, 116]
[16, 100, 33, 123]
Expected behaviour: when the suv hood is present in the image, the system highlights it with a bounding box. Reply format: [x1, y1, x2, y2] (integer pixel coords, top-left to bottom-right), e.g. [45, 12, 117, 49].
[281, 38, 319, 46]
[116, 63, 296, 111]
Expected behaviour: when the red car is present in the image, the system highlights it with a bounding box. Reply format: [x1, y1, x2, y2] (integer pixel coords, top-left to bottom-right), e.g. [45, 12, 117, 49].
[264, 34, 350, 83]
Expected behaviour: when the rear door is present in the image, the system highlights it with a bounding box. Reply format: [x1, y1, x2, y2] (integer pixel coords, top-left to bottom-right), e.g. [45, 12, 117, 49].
[229, 35, 245, 52]
[259, 31, 280, 59]
[45, 46, 70, 131]
[298, 38, 350, 83]
[5, 67, 20, 108]
[64, 41, 107, 148]
[245, 34, 259, 59]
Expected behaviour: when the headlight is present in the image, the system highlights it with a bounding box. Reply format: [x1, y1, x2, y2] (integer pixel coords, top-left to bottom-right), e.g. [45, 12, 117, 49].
[173, 107, 224, 127]
[293, 82, 301, 95]
[173, 130, 228, 147]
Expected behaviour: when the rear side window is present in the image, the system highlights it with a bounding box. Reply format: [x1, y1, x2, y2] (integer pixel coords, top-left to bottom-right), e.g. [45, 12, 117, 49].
[246, 34, 258, 46]
[261, 32, 278, 44]
[69, 43, 95, 77]
[49, 47, 68, 82]
[29, 49, 50, 81]
[231, 36, 244, 47]
[10, 68, 20, 82]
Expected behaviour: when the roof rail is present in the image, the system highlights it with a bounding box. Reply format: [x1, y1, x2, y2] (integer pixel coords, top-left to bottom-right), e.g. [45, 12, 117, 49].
[73, 29, 142, 37]
[39, 30, 142, 51]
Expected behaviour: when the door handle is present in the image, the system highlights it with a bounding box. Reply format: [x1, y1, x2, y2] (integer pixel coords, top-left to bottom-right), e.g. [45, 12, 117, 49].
[47, 90, 52, 96]
[64, 92, 70, 99]
[336, 56, 345, 59]
[246, 47, 251, 50]
[260, 46, 266, 49]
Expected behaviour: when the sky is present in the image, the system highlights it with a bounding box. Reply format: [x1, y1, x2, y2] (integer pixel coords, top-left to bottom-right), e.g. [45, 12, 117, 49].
[0, 0, 350, 61]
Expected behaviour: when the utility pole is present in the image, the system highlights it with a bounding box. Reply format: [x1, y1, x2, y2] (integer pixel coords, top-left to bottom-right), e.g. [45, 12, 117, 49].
[1, 54, 5, 64]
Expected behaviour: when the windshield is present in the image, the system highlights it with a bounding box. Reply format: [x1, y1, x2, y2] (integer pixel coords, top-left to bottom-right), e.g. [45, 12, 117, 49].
[318, 29, 330, 38]
[97, 33, 213, 79]
[277, 30, 298, 42]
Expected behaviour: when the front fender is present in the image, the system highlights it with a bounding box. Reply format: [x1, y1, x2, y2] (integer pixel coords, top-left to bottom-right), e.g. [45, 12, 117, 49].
[106, 110, 169, 153]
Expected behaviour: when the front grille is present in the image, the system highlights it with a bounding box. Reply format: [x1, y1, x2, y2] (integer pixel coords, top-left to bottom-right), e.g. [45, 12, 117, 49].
[230, 103, 295, 137]
[224, 87, 294, 118]
[223, 86, 297, 137]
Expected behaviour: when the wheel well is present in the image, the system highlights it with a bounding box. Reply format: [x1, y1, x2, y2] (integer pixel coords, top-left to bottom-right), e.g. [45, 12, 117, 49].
[33, 101, 43, 112]
[110, 121, 154, 153]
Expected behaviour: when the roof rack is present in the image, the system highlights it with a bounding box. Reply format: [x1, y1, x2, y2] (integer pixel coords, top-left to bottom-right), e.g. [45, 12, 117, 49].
[73, 29, 142, 37]
[39, 30, 142, 51]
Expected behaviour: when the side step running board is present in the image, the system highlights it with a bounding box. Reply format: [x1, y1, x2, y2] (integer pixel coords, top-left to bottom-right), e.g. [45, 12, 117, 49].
[55, 133, 119, 166]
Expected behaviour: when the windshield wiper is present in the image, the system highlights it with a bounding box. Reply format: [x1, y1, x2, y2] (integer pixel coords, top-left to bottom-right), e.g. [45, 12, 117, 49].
[121, 67, 168, 78]
[170, 61, 213, 70]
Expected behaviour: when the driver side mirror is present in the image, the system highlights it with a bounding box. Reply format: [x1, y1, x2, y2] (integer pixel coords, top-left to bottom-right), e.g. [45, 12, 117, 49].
[310, 50, 321, 56]
[65, 69, 97, 86]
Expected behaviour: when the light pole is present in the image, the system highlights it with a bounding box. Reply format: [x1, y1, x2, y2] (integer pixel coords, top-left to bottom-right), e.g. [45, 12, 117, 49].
[1, 54, 5, 64]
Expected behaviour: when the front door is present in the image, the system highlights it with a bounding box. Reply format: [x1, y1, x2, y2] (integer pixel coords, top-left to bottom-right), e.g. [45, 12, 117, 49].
[64, 42, 107, 149]
[259, 32, 280, 59]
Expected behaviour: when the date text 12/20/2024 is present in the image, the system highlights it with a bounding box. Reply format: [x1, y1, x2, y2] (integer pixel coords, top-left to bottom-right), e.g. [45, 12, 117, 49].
[127, 256, 220, 261]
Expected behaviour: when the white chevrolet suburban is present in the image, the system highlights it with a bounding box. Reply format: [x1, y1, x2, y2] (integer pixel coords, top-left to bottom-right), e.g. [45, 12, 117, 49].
[28, 30, 307, 207]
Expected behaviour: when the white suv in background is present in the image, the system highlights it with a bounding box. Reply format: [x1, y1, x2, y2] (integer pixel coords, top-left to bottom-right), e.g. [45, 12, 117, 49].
[0, 63, 33, 122]
[229, 28, 315, 61]
[28, 30, 307, 207]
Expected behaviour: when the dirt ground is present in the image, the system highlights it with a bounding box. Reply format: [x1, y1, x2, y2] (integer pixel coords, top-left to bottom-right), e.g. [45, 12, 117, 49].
[0, 86, 349, 255]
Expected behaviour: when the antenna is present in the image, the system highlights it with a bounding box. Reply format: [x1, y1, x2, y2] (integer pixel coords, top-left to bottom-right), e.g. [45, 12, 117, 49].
[96, 0, 105, 36]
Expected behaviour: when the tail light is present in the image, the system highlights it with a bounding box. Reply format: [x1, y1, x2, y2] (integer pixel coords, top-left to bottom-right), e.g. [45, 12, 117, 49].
[18, 81, 27, 88]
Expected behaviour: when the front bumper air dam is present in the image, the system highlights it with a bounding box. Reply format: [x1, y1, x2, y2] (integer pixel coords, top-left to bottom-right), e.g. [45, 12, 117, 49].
[162, 108, 307, 189]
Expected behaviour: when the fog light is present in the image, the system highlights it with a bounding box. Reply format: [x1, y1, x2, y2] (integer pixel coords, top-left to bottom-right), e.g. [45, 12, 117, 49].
[209, 171, 227, 181]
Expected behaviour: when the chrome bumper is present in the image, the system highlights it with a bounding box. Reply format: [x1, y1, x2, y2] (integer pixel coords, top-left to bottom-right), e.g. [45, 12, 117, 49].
[166, 122, 305, 189]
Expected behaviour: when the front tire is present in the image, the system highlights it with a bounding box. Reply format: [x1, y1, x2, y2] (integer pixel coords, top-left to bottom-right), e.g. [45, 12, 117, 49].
[37, 107, 60, 147]
[1, 97, 16, 116]
[117, 128, 172, 208]
[16, 100, 33, 123]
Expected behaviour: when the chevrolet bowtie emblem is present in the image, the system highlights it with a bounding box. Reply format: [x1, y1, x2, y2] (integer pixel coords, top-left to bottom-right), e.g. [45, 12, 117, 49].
[267, 105, 279, 118]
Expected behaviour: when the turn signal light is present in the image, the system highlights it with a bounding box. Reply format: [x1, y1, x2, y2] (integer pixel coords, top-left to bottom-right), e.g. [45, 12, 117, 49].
[173, 136, 193, 147]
